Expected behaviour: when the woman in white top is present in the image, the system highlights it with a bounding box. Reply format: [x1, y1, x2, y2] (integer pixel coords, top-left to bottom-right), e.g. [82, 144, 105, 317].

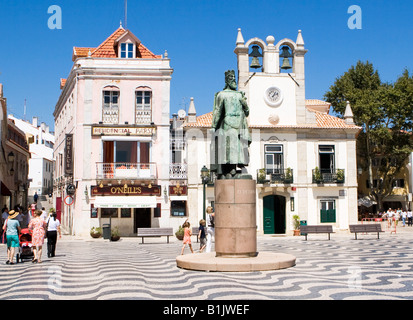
[205, 206, 215, 253]
[46, 213, 61, 258]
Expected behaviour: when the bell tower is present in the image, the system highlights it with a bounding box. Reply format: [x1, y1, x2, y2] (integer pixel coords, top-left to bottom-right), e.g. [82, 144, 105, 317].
[234, 29, 310, 126]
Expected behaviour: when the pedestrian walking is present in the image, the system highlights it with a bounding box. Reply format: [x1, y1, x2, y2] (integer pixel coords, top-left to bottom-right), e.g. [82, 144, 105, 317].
[402, 210, 407, 227]
[180, 221, 194, 255]
[30, 202, 36, 216]
[28, 210, 47, 263]
[21, 206, 32, 228]
[46, 212, 61, 257]
[1, 207, 8, 244]
[40, 207, 47, 221]
[198, 219, 206, 253]
[3, 210, 21, 265]
[408, 209, 412, 227]
[205, 206, 215, 253]
[33, 192, 38, 203]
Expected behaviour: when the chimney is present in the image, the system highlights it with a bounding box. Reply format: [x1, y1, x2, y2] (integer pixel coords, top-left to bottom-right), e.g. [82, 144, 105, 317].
[0, 83, 3, 98]
[32, 117, 38, 127]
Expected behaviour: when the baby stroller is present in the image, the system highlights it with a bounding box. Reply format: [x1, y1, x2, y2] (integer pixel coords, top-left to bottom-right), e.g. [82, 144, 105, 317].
[16, 228, 34, 263]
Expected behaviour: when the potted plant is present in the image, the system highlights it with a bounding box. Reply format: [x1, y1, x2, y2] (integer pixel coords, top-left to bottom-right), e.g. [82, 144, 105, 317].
[336, 169, 345, 183]
[110, 226, 120, 241]
[175, 225, 184, 240]
[313, 167, 322, 184]
[257, 168, 269, 184]
[90, 227, 102, 238]
[292, 215, 300, 236]
[284, 167, 293, 184]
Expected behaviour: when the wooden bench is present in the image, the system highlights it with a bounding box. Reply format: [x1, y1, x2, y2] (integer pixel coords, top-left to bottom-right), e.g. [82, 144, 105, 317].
[136, 228, 174, 244]
[349, 224, 383, 240]
[300, 225, 334, 241]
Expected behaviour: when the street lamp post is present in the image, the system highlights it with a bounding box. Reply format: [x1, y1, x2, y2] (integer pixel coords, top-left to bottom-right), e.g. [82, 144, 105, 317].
[200, 165, 210, 221]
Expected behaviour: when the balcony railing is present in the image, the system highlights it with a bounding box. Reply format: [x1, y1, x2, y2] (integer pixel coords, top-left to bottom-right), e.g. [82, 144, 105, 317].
[96, 162, 157, 180]
[169, 163, 187, 179]
[312, 168, 345, 184]
[257, 168, 294, 184]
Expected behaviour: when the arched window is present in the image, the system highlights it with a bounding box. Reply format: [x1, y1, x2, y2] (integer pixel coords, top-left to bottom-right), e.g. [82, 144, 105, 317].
[102, 86, 119, 124]
[135, 87, 152, 124]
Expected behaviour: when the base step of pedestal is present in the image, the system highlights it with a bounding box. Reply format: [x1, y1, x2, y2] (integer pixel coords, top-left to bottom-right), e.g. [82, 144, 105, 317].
[176, 252, 296, 272]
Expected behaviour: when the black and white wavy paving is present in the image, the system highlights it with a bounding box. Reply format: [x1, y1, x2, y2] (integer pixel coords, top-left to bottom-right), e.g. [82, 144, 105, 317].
[0, 233, 412, 300]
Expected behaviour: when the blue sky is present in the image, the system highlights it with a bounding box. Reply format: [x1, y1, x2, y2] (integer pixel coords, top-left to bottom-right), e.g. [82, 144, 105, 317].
[0, 0, 412, 130]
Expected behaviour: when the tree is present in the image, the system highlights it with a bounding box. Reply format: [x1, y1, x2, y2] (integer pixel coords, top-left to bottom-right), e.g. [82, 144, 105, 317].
[324, 61, 413, 211]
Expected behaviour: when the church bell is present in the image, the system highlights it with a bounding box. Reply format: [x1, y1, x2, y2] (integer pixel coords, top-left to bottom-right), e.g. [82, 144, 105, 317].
[280, 57, 292, 70]
[279, 46, 292, 70]
[249, 45, 262, 69]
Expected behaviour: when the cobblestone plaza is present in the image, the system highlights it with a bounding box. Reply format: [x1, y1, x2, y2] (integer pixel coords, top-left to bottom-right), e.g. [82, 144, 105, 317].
[0, 226, 413, 301]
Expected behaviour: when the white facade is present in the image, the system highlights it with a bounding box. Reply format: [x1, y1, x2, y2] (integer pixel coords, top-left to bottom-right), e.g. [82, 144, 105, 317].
[8, 115, 54, 196]
[53, 27, 176, 237]
[182, 29, 361, 234]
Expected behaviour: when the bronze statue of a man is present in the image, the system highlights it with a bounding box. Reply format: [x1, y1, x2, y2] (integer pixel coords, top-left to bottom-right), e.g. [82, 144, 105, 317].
[210, 70, 252, 179]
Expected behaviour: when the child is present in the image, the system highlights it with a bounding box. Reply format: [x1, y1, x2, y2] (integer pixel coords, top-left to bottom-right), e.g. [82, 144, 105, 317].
[180, 221, 194, 255]
[198, 219, 206, 253]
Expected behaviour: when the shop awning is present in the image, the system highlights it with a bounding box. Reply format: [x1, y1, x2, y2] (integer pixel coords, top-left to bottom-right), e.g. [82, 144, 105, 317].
[1, 182, 11, 196]
[93, 196, 157, 208]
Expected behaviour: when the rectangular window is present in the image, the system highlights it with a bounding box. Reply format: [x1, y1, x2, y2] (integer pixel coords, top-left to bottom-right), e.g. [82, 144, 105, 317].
[120, 43, 134, 58]
[135, 91, 152, 124]
[121, 208, 131, 218]
[101, 208, 118, 218]
[103, 141, 151, 164]
[171, 201, 186, 217]
[102, 90, 119, 124]
[319, 145, 335, 174]
[264, 144, 283, 174]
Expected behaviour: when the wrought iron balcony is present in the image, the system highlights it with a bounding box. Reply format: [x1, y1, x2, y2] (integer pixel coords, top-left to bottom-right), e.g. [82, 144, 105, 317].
[96, 162, 157, 180]
[169, 163, 187, 179]
[257, 168, 294, 184]
[312, 168, 345, 184]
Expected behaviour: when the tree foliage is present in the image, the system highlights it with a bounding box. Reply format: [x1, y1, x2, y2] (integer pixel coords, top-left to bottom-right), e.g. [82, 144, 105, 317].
[324, 61, 413, 210]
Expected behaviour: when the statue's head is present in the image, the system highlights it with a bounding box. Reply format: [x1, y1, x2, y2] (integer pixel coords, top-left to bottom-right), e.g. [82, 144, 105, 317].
[224, 70, 237, 90]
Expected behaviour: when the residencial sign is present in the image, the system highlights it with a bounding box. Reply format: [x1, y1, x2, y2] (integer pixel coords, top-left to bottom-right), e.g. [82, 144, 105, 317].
[92, 126, 156, 136]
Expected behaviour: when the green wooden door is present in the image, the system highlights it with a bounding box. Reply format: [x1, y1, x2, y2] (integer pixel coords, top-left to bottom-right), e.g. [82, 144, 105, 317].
[263, 196, 275, 234]
[320, 200, 336, 223]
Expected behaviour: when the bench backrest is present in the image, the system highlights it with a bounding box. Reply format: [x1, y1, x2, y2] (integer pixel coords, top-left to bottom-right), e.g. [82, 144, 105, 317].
[137, 228, 174, 236]
[300, 225, 333, 233]
[349, 224, 382, 232]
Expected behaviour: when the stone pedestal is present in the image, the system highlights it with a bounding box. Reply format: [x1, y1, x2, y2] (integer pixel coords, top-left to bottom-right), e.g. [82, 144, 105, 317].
[214, 179, 257, 257]
[176, 177, 296, 272]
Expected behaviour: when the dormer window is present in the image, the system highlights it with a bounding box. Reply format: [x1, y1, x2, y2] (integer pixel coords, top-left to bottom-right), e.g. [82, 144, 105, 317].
[120, 43, 134, 58]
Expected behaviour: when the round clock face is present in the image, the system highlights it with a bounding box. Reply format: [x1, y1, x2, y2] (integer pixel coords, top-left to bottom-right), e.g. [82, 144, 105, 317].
[264, 86, 283, 107]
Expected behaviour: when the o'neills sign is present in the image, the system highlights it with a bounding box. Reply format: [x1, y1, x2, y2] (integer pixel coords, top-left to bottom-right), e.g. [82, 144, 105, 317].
[65, 134, 73, 176]
[92, 126, 156, 136]
[91, 185, 161, 196]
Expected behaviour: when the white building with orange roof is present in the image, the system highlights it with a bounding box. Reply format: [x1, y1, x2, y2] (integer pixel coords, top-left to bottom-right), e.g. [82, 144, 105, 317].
[182, 29, 362, 234]
[53, 25, 174, 237]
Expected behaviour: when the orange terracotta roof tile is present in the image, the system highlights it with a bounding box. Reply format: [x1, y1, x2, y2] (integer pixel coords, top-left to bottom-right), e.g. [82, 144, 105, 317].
[72, 47, 95, 61]
[183, 101, 361, 130]
[87, 27, 161, 59]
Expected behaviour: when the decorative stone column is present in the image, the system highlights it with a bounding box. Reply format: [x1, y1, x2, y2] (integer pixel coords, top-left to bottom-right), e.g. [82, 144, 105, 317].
[214, 179, 257, 257]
